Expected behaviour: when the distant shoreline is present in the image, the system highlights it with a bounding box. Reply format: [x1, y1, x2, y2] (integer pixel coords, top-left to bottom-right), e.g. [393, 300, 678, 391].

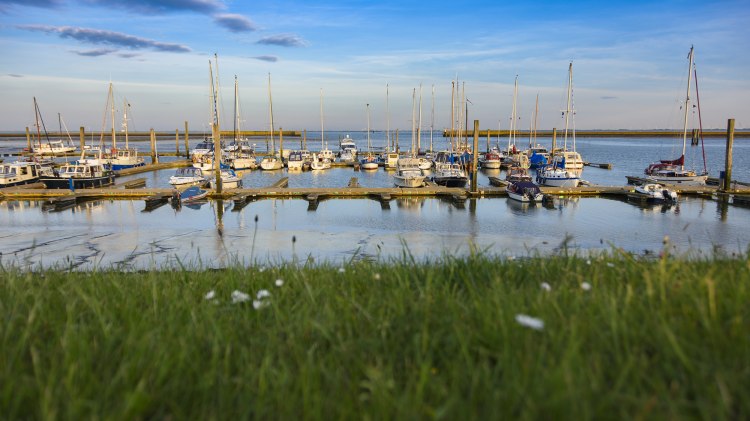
[1, 129, 748, 138]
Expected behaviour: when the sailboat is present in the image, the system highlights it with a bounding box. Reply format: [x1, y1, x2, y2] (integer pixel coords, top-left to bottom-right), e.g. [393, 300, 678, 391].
[527, 94, 550, 169]
[226, 76, 258, 170]
[432, 80, 468, 187]
[310, 88, 332, 170]
[643, 46, 708, 186]
[260, 73, 283, 171]
[537, 63, 582, 188]
[504, 76, 530, 169]
[382, 84, 400, 170]
[30, 99, 76, 156]
[359, 103, 379, 170]
[109, 94, 145, 170]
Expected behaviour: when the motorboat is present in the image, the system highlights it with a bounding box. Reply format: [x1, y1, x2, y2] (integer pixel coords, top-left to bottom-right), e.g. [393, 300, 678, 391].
[632, 183, 678, 203]
[393, 157, 426, 188]
[209, 169, 242, 189]
[169, 167, 207, 186]
[507, 180, 544, 203]
[39, 162, 115, 189]
[0, 161, 45, 188]
[536, 165, 580, 188]
[431, 162, 468, 187]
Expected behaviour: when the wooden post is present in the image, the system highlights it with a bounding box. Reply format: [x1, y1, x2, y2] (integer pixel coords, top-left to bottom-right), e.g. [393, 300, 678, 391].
[184, 121, 190, 158]
[471, 120, 479, 193]
[551, 127, 557, 154]
[25, 127, 31, 152]
[279, 128, 284, 161]
[395, 129, 399, 153]
[212, 122, 222, 193]
[303, 129, 307, 150]
[150, 128, 157, 164]
[175, 129, 180, 155]
[723, 118, 735, 192]
[79, 126, 85, 152]
[486, 130, 490, 153]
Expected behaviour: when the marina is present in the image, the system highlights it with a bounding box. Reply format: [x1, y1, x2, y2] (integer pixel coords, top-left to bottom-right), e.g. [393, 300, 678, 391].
[1, 127, 749, 269]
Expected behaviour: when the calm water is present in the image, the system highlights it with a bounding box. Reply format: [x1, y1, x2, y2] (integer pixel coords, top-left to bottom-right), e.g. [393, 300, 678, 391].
[1, 133, 748, 268]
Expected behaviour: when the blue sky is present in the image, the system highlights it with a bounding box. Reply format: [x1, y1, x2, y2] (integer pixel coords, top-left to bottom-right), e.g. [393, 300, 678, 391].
[0, 0, 748, 132]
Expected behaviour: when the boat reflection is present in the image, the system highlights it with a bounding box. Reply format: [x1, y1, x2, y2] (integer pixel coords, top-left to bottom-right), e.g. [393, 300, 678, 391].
[395, 197, 425, 211]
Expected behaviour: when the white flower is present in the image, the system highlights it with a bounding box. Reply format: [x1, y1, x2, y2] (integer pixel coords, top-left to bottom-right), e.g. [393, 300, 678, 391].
[581, 282, 592, 291]
[373, 273, 381, 280]
[586, 259, 592, 265]
[231, 290, 250, 304]
[204, 290, 216, 300]
[253, 299, 270, 310]
[515, 314, 544, 330]
[256, 289, 271, 300]
[258, 267, 266, 273]
[606, 262, 615, 268]
[275, 279, 284, 287]
[338, 267, 346, 273]
[541, 282, 552, 291]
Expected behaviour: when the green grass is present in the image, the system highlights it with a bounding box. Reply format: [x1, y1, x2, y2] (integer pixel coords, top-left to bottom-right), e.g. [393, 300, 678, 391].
[1, 251, 749, 419]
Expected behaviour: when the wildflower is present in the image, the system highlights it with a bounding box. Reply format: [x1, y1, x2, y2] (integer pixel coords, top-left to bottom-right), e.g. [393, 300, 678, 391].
[541, 282, 552, 291]
[231, 290, 250, 304]
[253, 299, 270, 310]
[338, 267, 346, 273]
[257, 289, 271, 299]
[586, 259, 591, 265]
[515, 314, 544, 330]
[275, 279, 284, 287]
[581, 282, 592, 291]
[373, 273, 381, 280]
[204, 290, 216, 300]
[606, 262, 615, 268]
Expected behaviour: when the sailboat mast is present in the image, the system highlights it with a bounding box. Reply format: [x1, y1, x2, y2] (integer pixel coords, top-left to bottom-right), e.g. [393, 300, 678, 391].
[233, 76, 238, 142]
[450, 80, 455, 153]
[509, 75, 518, 152]
[386, 84, 390, 151]
[268, 73, 275, 154]
[33, 97, 42, 149]
[680, 46, 694, 170]
[123, 99, 129, 149]
[320, 88, 324, 151]
[411, 88, 416, 156]
[109, 83, 116, 149]
[693, 59, 708, 175]
[418, 83, 423, 154]
[366, 103, 371, 155]
[430, 84, 435, 153]
[533, 93, 539, 145]
[563, 63, 572, 151]
[213, 53, 221, 138]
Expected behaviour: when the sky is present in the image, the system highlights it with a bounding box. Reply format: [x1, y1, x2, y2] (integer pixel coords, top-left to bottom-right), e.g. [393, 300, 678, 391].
[0, 0, 748, 133]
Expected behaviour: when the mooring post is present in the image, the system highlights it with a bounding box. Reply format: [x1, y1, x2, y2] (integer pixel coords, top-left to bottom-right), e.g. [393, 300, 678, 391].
[150, 128, 157, 164]
[184, 121, 190, 158]
[471, 120, 479, 193]
[723, 118, 735, 192]
[79, 126, 85, 152]
[486, 130, 490, 153]
[302, 129, 306, 150]
[175, 129, 180, 155]
[212, 120, 222, 194]
[552, 127, 557, 153]
[279, 127, 284, 161]
[25, 127, 31, 152]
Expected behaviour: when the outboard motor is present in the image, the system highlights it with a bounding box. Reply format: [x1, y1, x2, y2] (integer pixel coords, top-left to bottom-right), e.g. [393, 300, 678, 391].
[662, 189, 673, 202]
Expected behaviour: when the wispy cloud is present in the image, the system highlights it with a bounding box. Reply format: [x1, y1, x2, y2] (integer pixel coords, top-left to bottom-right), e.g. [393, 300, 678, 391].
[0, 0, 62, 9]
[17, 24, 191, 52]
[256, 34, 309, 48]
[117, 52, 140, 58]
[71, 48, 116, 56]
[253, 55, 278, 62]
[7, 74, 24, 78]
[81, 0, 224, 14]
[600, 96, 617, 100]
[213, 13, 256, 32]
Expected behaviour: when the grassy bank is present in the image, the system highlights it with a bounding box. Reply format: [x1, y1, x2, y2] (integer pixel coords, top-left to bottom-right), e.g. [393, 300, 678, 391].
[1, 252, 748, 419]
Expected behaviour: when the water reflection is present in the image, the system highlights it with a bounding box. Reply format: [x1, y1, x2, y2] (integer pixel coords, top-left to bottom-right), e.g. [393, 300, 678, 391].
[395, 197, 425, 211]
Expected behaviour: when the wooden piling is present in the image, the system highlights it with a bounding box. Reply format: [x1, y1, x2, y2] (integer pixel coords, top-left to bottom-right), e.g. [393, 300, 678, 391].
[175, 129, 180, 155]
[212, 120, 222, 194]
[279, 127, 284, 160]
[79, 127, 85, 152]
[303, 129, 307, 150]
[148, 129, 156, 164]
[552, 128, 557, 153]
[184, 121, 190, 158]
[486, 130, 490, 153]
[723, 118, 735, 192]
[471, 120, 479, 193]
[25, 127, 31, 151]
